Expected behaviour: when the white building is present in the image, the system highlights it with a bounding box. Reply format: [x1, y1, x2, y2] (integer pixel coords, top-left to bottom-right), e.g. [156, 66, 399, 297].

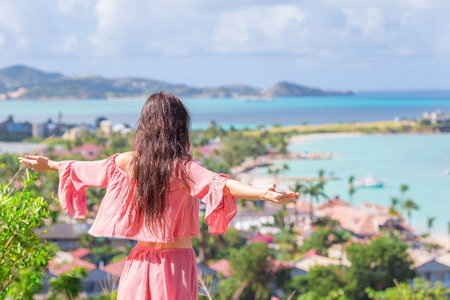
[413, 254, 450, 288]
[423, 110, 450, 125]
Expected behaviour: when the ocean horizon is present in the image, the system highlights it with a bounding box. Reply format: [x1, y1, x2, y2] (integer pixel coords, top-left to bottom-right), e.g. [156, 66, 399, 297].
[1, 91, 450, 129]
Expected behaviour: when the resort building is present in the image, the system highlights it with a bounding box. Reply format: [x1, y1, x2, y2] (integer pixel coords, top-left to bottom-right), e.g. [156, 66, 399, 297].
[315, 199, 412, 238]
[422, 110, 450, 125]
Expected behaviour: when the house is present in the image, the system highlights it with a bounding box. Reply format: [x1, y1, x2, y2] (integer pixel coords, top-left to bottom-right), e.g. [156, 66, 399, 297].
[207, 259, 231, 278]
[422, 110, 450, 125]
[413, 254, 450, 288]
[0, 115, 32, 139]
[62, 125, 90, 140]
[39, 250, 112, 297]
[293, 248, 350, 273]
[35, 223, 89, 250]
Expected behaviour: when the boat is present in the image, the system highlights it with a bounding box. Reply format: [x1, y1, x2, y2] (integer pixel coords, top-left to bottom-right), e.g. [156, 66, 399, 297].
[353, 175, 385, 188]
[445, 168, 450, 175]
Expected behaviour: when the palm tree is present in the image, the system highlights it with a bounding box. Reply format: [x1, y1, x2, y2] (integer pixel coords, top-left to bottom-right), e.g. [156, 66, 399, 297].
[427, 217, 436, 238]
[318, 169, 325, 181]
[401, 198, 419, 227]
[292, 181, 303, 222]
[400, 184, 409, 200]
[388, 197, 400, 231]
[295, 180, 328, 223]
[348, 175, 355, 203]
[448, 221, 450, 249]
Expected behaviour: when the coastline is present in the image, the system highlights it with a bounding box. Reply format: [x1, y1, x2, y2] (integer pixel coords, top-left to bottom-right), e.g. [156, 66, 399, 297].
[289, 132, 365, 145]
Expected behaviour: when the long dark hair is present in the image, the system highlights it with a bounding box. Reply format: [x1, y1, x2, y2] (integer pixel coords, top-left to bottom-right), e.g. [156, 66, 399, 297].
[131, 91, 193, 228]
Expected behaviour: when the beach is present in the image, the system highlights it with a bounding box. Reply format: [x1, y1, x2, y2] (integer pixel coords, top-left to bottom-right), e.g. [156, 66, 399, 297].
[289, 132, 365, 144]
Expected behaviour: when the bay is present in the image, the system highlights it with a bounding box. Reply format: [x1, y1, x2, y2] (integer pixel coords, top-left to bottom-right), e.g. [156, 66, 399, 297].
[256, 133, 450, 234]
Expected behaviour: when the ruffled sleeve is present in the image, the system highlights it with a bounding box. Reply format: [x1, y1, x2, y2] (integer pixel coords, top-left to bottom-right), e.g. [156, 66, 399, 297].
[58, 158, 110, 220]
[189, 161, 237, 234]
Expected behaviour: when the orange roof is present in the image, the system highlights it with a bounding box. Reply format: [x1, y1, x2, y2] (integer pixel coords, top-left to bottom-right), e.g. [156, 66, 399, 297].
[317, 197, 350, 210]
[268, 258, 293, 274]
[51, 258, 97, 276]
[303, 248, 325, 258]
[292, 200, 312, 213]
[207, 259, 231, 277]
[103, 257, 128, 277]
[319, 205, 388, 236]
[70, 248, 91, 259]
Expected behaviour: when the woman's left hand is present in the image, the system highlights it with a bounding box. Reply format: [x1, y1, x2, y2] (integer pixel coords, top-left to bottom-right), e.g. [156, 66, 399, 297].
[18, 155, 59, 172]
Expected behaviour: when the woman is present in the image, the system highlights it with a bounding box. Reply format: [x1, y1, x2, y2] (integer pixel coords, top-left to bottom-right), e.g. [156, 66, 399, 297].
[19, 91, 299, 300]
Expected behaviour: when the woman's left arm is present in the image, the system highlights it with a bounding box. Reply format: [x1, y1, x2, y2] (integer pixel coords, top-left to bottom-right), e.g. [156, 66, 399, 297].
[18, 155, 59, 172]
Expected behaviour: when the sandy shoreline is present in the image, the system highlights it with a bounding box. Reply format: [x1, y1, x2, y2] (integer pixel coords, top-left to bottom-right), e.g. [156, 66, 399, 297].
[289, 132, 365, 145]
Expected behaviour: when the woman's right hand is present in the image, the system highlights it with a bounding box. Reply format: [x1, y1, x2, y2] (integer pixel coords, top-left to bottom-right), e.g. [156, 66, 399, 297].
[261, 184, 299, 205]
[18, 155, 59, 172]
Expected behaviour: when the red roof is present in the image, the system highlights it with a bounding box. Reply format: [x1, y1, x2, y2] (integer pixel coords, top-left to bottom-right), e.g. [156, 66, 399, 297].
[70, 248, 91, 259]
[249, 234, 274, 245]
[197, 145, 217, 157]
[51, 258, 97, 276]
[208, 259, 231, 277]
[317, 197, 350, 210]
[268, 258, 292, 274]
[103, 257, 128, 277]
[302, 248, 325, 258]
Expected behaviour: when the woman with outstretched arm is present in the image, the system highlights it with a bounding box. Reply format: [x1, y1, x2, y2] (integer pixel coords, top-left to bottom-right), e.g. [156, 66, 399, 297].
[19, 91, 299, 300]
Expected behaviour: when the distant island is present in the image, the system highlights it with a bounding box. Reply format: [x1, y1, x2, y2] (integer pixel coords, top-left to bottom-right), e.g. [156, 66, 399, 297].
[0, 65, 354, 100]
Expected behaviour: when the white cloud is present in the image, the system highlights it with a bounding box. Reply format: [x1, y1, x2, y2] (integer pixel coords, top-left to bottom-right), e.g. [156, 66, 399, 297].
[0, 0, 449, 89]
[213, 5, 307, 54]
[343, 7, 384, 40]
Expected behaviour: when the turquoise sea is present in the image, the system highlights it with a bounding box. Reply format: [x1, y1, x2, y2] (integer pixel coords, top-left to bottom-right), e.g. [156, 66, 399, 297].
[1, 91, 450, 129]
[1, 92, 449, 233]
[256, 133, 450, 234]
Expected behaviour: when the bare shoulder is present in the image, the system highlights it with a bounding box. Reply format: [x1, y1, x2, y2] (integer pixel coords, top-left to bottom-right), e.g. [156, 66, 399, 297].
[115, 151, 134, 173]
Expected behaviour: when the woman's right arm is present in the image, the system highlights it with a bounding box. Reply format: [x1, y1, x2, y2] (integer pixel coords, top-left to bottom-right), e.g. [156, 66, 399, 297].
[18, 155, 59, 172]
[225, 179, 299, 205]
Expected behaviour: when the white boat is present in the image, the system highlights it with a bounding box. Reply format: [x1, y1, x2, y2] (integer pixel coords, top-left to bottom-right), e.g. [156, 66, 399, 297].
[353, 175, 385, 188]
[445, 168, 450, 175]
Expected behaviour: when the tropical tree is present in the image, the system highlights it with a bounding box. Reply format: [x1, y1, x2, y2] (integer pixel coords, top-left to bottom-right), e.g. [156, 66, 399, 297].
[348, 175, 355, 204]
[427, 217, 436, 238]
[47, 267, 88, 300]
[318, 169, 325, 181]
[345, 234, 415, 299]
[216, 243, 275, 300]
[399, 184, 409, 200]
[366, 277, 450, 299]
[401, 198, 419, 227]
[294, 180, 328, 223]
[387, 197, 400, 231]
[448, 221, 450, 249]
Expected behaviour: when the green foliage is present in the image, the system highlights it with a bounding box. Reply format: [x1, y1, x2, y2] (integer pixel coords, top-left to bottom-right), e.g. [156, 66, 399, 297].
[6, 267, 44, 300]
[276, 225, 300, 260]
[287, 265, 348, 298]
[345, 234, 415, 299]
[216, 243, 275, 300]
[0, 169, 56, 299]
[47, 266, 88, 300]
[201, 156, 230, 174]
[366, 277, 450, 299]
[286, 234, 416, 299]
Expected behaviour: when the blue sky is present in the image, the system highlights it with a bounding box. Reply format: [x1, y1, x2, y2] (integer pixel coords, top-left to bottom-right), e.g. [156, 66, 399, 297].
[0, 0, 449, 91]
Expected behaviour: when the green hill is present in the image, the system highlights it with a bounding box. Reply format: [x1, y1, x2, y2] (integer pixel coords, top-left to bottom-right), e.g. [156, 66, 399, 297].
[0, 65, 353, 99]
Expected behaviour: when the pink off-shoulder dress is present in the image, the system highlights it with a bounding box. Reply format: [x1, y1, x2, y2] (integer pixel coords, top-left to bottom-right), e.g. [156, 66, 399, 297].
[58, 153, 237, 300]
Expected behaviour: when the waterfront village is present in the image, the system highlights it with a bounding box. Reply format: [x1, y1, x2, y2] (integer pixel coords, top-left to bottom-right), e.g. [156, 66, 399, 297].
[1, 110, 450, 299]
